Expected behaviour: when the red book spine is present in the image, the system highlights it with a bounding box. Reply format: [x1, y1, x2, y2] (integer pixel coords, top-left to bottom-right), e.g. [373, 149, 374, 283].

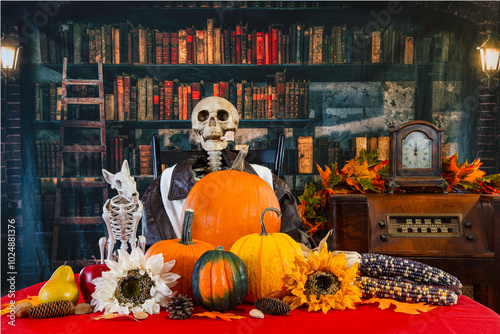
[182, 85, 188, 120]
[191, 82, 201, 110]
[213, 83, 220, 97]
[268, 85, 272, 119]
[186, 28, 193, 64]
[219, 81, 229, 100]
[256, 32, 264, 66]
[247, 33, 252, 64]
[264, 32, 270, 65]
[155, 31, 163, 64]
[170, 32, 179, 64]
[178, 85, 184, 120]
[230, 30, 236, 64]
[159, 82, 164, 120]
[164, 80, 174, 120]
[272, 29, 279, 65]
[236, 25, 241, 64]
[117, 76, 124, 121]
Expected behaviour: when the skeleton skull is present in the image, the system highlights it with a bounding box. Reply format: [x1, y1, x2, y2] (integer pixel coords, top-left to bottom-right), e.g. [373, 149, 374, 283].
[191, 96, 239, 151]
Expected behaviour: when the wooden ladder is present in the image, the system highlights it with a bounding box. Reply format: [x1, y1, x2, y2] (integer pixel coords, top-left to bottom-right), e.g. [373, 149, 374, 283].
[51, 57, 108, 269]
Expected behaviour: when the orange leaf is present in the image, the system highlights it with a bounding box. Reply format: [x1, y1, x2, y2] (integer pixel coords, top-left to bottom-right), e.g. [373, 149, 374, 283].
[1, 296, 39, 316]
[316, 163, 332, 188]
[193, 311, 246, 322]
[90, 313, 139, 321]
[364, 298, 436, 314]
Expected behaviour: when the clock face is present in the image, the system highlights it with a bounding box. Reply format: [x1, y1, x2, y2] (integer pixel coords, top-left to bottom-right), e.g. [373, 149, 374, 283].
[401, 131, 432, 169]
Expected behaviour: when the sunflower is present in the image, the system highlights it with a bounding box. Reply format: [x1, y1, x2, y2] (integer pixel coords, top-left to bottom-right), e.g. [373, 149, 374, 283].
[91, 247, 180, 315]
[283, 245, 362, 314]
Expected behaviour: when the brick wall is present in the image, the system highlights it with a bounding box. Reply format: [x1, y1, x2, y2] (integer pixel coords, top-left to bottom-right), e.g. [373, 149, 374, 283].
[477, 82, 498, 175]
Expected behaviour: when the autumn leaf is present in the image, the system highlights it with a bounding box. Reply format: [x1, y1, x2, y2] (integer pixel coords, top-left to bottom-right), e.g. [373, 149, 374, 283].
[363, 298, 436, 314]
[316, 163, 332, 188]
[90, 313, 139, 321]
[1, 296, 39, 316]
[193, 311, 246, 321]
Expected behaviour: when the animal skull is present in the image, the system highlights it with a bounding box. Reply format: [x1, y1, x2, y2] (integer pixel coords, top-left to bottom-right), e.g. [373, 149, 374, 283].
[102, 160, 139, 204]
[191, 96, 239, 151]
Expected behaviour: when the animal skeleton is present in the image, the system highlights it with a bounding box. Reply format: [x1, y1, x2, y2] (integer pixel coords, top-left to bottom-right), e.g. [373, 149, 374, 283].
[101, 160, 145, 261]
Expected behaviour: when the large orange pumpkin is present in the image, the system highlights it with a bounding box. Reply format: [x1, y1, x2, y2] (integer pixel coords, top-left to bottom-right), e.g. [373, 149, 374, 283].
[230, 207, 302, 302]
[182, 147, 281, 250]
[145, 209, 215, 299]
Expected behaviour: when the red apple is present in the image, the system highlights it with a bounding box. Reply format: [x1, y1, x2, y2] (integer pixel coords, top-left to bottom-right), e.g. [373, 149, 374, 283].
[79, 264, 109, 304]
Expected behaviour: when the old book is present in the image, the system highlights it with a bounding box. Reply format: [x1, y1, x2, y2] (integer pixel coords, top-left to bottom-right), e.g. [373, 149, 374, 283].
[129, 85, 137, 121]
[137, 77, 147, 121]
[256, 32, 265, 65]
[155, 30, 163, 64]
[404, 36, 414, 64]
[146, 29, 153, 64]
[95, 28, 102, 63]
[236, 82, 244, 119]
[80, 23, 89, 63]
[138, 26, 147, 64]
[170, 32, 179, 64]
[35, 82, 42, 121]
[186, 27, 194, 64]
[72, 24, 81, 64]
[177, 85, 184, 120]
[333, 26, 342, 64]
[362, 31, 372, 63]
[116, 76, 124, 121]
[204, 29, 208, 63]
[399, 34, 406, 64]
[130, 26, 138, 64]
[207, 19, 214, 64]
[196, 30, 205, 64]
[296, 24, 302, 64]
[153, 83, 160, 120]
[382, 26, 392, 64]
[173, 83, 179, 120]
[241, 25, 248, 64]
[178, 29, 187, 64]
[371, 30, 381, 63]
[275, 71, 285, 119]
[184, 85, 190, 120]
[271, 28, 279, 65]
[219, 81, 229, 100]
[159, 82, 164, 120]
[346, 27, 353, 64]
[377, 136, 390, 161]
[39, 27, 50, 64]
[89, 28, 96, 63]
[235, 24, 242, 64]
[303, 81, 309, 118]
[224, 29, 231, 64]
[164, 80, 174, 120]
[264, 32, 270, 65]
[112, 26, 120, 64]
[284, 81, 291, 119]
[214, 27, 222, 64]
[105, 24, 113, 64]
[312, 26, 324, 64]
[230, 30, 237, 64]
[124, 75, 131, 121]
[243, 85, 252, 119]
[423, 37, 432, 63]
[351, 136, 367, 157]
[146, 77, 154, 120]
[298, 136, 314, 174]
[162, 31, 171, 64]
[191, 82, 202, 110]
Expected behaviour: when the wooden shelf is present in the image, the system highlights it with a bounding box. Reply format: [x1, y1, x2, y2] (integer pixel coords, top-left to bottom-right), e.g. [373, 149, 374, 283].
[41, 62, 463, 83]
[33, 119, 310, 130]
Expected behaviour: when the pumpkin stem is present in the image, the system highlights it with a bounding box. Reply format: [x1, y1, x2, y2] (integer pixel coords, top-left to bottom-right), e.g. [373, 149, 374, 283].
[230, 145, 249, 172]
[260, 207, 282, 237]
[215, 246, 225, 252]
[180, 209, 195, 245]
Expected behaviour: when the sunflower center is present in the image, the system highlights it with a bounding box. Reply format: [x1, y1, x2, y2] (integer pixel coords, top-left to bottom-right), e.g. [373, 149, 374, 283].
[114, 269, 154, 306]
[304, 271, 340, 298]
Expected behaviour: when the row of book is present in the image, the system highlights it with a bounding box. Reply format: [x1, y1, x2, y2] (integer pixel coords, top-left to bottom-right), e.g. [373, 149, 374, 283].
[40, 19, 459, 66]
[106, 71, 309, 121]
[107, 136, 153, 176]
[35, 141, 58, 177]
[35, 82, 102, 121]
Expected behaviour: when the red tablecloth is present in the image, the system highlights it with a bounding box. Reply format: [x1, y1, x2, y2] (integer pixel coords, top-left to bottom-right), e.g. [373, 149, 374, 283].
[2, 275, 500, 334]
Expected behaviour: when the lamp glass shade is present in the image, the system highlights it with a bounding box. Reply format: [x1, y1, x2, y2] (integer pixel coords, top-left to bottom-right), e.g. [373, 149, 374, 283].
[1, 46, 19, 70]
[480, 47, 500, 72]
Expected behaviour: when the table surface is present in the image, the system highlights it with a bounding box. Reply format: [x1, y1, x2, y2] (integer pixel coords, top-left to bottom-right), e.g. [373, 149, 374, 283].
[2, 276, 500, 334]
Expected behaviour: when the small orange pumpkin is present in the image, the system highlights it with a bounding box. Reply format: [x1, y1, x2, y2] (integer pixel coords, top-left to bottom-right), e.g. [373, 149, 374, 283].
[145, 209, 215, 299]
[182, 146, 281, 250]
[230, 207, 302, 303]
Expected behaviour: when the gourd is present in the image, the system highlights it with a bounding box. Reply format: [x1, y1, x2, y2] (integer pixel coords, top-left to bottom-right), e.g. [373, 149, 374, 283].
[230, 207, 302, 303]
[191, 246, 248, 312]
[145, 209, 215, 299]
[182, 146, 281, 250]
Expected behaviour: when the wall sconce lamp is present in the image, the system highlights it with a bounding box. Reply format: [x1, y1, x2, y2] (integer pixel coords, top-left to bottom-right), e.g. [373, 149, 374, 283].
[1, 33, 21, 85]
[477, 32, 500, 86]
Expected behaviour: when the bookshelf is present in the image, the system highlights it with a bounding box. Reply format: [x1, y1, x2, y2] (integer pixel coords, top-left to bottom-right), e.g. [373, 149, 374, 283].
[11, 0, 482, 288]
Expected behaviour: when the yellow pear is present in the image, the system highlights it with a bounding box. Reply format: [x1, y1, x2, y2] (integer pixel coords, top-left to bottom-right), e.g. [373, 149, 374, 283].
[38, 263, 79, 305]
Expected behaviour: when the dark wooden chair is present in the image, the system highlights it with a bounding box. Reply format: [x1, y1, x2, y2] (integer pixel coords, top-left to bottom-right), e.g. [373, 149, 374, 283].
[152, 133, 286, 179]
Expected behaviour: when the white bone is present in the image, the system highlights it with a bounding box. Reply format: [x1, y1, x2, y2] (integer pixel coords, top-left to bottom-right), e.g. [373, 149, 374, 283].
[101, 160, 144, 255]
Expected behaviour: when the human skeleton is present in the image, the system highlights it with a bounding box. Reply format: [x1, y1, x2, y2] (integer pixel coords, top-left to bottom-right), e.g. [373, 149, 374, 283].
[100, 160, 145, 261]
[191, 96, 239, 181]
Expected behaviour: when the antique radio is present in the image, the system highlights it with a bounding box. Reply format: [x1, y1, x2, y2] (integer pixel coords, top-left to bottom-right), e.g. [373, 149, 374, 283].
[328, 193, 500, 313]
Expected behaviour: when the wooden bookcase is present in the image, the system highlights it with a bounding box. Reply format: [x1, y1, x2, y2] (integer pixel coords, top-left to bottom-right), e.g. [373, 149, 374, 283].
[9, 0, 483, 288]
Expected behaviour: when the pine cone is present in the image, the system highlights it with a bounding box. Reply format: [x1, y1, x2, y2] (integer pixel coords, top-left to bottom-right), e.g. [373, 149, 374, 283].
[29, 300, 74, 319]
[255, 297, 291, 316]
[166, 295, 194, 320]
